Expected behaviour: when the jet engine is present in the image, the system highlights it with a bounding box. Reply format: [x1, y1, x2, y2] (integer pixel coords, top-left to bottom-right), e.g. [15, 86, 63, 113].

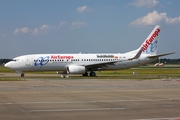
[67, 65, 86, 74]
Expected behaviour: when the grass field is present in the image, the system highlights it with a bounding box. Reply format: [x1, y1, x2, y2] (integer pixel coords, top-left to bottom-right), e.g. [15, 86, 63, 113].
[0, 65, 180, 80]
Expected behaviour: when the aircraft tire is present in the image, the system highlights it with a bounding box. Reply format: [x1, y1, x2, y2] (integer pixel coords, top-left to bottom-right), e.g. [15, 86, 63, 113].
[21, 73, 25, 77]
[90, 71, 96, 76]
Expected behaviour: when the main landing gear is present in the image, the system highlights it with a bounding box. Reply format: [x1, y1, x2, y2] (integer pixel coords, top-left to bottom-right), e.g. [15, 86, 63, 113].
[60, 74, 69, 78]
[82, 71, 96, 77]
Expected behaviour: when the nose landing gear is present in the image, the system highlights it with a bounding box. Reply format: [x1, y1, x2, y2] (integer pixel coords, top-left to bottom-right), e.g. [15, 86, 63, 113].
[15, 71, 25, 77]
[21, 73, 25, 77]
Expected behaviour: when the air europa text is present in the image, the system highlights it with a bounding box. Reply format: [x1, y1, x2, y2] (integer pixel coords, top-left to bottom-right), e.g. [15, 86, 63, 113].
[51, 55, 74, 59]
[142, 28, 160, 52]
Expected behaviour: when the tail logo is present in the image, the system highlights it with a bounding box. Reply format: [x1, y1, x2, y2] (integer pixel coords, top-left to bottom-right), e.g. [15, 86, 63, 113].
[146, 40, 158, 54]
[142, 28, 160, 52]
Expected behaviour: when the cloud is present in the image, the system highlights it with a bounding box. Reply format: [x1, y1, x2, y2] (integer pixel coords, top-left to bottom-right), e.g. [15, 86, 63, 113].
[13, 25, 54, 35]
[166, 16, 180, 24]
[33, 24, 55, 35]
[14, 27, 31, 34]
[59, 21, 67, 26]
[129, 0, 159, 8]
[14, 28, 20, 34]
[21, 27, 31, 33]
[77, 5, 94, 13]
[13, 21, 88, 35]
[70, 21, 88, 29]
[130, 10, 180, 26]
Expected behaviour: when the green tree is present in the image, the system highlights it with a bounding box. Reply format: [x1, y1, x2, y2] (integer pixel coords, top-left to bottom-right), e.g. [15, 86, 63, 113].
[0, 59, 11, 66]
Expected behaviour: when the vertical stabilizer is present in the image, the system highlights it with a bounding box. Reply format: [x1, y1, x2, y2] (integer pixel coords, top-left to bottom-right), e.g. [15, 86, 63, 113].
[140, 25, 161, 55]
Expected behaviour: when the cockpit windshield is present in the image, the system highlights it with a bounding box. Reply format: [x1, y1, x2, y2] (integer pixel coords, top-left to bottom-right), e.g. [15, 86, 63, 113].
[11, 59, 19, 62]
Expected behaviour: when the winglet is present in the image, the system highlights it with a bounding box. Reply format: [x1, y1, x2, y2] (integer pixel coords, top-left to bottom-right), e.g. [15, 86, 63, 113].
[128, 47, 144, 60]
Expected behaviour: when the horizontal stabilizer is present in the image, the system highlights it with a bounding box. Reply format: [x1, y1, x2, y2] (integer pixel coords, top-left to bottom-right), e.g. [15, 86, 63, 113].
[148, 52, 175, 58]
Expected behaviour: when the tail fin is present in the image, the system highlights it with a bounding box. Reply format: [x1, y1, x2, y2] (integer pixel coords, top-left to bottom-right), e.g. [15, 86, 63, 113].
[140, 25, 161, 55]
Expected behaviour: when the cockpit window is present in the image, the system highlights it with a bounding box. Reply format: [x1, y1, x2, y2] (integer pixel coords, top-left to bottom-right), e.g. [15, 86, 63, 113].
[11, 59, 19, 62]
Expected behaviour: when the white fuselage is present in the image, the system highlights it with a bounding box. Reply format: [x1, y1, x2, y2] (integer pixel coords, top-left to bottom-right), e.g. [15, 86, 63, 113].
[5, 53, 156, 72]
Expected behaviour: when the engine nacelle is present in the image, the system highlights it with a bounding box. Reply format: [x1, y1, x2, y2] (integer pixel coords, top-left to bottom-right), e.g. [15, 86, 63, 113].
[67, 65, 86, 74]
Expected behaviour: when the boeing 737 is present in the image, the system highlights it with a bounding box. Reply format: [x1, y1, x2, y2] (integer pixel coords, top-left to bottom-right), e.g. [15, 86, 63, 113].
[4, 25, 174, 77]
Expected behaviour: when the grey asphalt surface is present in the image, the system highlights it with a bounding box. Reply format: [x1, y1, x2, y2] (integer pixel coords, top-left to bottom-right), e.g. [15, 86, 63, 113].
[0, 73, 180, 120]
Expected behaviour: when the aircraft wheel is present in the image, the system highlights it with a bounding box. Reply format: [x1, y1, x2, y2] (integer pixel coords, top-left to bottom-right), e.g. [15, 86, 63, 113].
[21, 73, 25, 77]
[61, 74, 69, 78]
[65, 75, 69, 78]
[61, 75, 65, 78]
[90, 71, 96, 76]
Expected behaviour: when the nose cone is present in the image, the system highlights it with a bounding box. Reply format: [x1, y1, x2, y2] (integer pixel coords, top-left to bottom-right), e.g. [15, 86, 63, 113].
[4, 62, 12, 68]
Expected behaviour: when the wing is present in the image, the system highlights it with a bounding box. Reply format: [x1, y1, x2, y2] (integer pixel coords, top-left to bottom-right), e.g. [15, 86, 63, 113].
[148, 52, 175, 58]
[84, 60, 121, 71]
[84, 47, 144, 71]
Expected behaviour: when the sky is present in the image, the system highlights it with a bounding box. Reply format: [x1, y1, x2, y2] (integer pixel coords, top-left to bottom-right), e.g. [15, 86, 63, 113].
[0, 0, 180, 59]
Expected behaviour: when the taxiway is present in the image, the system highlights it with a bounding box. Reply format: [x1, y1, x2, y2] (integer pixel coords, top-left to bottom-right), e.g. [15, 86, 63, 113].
[0, 74, 180, 120]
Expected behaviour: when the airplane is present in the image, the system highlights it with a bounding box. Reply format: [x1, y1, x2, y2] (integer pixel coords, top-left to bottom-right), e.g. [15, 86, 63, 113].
[4, 25, 175, 77]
